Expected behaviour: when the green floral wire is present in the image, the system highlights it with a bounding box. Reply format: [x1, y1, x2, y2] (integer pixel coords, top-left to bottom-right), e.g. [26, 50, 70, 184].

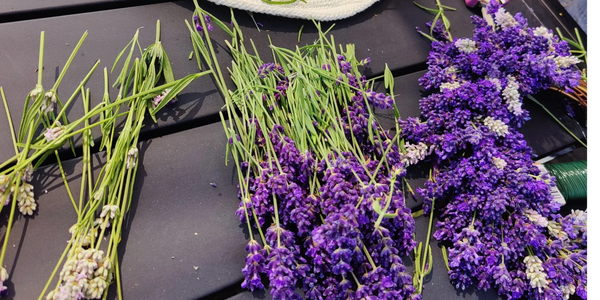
[545, 161, 586, 201]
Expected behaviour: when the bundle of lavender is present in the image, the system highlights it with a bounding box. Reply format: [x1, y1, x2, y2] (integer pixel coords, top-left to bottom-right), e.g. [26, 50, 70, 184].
[0, 21, 207, 299]
[38, 22, 210, 300]
[187, 3, 430, 299]
[404, 1, 587, 299]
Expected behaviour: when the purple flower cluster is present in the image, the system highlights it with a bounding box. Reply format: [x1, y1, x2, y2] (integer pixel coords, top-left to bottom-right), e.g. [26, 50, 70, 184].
[401, 1, 586, 299]
[235, 54, 420, 299]
[193, 14, 213, 32]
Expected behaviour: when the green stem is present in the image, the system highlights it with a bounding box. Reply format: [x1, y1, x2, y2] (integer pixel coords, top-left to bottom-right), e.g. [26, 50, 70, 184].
[0, 87, 18, 155]
[52, 31, 88, 91]
[0, 177, 20, 268]
[38, 32, 45, 86]
[55, 151, 79, 215]
[418, 197, 435, 293]
[527, 95, 587, 148]
[374, 175, 397, 229]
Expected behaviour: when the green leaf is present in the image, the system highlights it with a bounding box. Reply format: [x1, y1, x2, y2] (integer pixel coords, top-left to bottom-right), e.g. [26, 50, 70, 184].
[441, 246, 450, 271]
[371, 198, 383, 214]
[298, 24, 304, 43]
[414, 2, 440, 14]
[424, 245, 433, 275]
[442, 14, 451, 31]
[150, 71, 212, 115]
[440, 4, 457, 11]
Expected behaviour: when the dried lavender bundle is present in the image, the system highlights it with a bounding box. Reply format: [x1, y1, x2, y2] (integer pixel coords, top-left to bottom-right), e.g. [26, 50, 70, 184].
[187, 3, 425, 299]
[403, 1, 586, 299]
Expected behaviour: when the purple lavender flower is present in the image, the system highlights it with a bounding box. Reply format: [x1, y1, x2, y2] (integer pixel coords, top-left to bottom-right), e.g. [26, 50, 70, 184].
[241, 240, 266, 291]
[193, 15, 213, 32]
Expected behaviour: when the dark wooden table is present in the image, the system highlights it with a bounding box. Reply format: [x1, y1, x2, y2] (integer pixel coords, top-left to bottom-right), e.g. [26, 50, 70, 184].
[0, 0, 586, 299]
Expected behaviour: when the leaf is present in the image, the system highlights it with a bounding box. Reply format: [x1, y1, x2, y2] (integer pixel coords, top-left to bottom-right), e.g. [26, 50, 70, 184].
[441, 245, 450, 271]
[414, 2, 440, 14]
[298, 24, 304, 43]
[424, 245, 433, 275]
[440, 4, 457, 11]
[161, 49, 175, 83]
[150, 71, 212, 115]
[442, 14, 451, 31]
[371, 198, 383, 214]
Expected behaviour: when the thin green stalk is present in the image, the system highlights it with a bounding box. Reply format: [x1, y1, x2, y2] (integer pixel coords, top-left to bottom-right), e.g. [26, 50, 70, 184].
[527, 95, 586, 148]
[417, 197, 435, 293]
[0, 177, 21, 268]
[52, 31, 88, 91]
[38, 32, 45, 86]
[1, 87, 18, 155]
[55, 151, 79, 214]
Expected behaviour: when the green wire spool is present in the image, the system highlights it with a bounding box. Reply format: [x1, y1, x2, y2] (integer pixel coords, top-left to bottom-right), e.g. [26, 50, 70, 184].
[545, 161, 587, 202]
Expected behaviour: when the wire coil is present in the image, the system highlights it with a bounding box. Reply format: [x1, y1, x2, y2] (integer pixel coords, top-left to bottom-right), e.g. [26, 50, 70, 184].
[545, 160, 587, 201]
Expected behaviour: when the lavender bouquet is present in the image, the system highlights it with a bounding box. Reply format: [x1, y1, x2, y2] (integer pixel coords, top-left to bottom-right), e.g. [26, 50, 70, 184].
[403, 1, 586, 299]
[186, 3, 432, 298]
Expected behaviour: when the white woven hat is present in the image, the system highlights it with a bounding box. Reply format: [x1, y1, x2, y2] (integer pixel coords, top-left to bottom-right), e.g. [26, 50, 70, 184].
[206, 0, 380, 21]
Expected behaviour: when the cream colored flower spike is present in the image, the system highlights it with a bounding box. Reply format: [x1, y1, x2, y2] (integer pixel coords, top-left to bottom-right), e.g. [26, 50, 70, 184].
[207, 0, 380, 21]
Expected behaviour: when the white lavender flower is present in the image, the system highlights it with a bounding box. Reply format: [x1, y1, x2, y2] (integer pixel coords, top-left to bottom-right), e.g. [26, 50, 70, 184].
[17, 183, 36, 215]
[85, 276, 107, 299]
[401, 142, 429, 166]
[503, 76, 523, 116]
[100, 204, 119, 219]
[560, 284, 576, 300]
[41, 90, 58, 114]
[93, 218, 110, 230]
[439, 81, 461, 91]
[570, 209, 586, 226]
[126, 147, 138, 170]
[44, 121, 65, 142]
[532, 27, 558, 51]
[547, 221, 568, 240]
[533, 27, 554, 40]
[553, 55, 580, 68]
[494, 8, 518, 28]
[524, 255, 549, 292]
[21, 163, 34, 182]
[152, 88, 171, 109]
[492, 157, 507, 170]
[29, 85, 43, 98]
[455, 38, 477, 53]
[528, 272, 549, 291]
[51, 247, 107, 300]
[524, 209, 549, 227]
[483, 116, 509, 137]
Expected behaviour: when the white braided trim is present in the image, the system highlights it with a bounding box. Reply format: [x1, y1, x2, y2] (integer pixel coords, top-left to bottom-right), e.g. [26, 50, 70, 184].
[206, 0, 380, 21]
